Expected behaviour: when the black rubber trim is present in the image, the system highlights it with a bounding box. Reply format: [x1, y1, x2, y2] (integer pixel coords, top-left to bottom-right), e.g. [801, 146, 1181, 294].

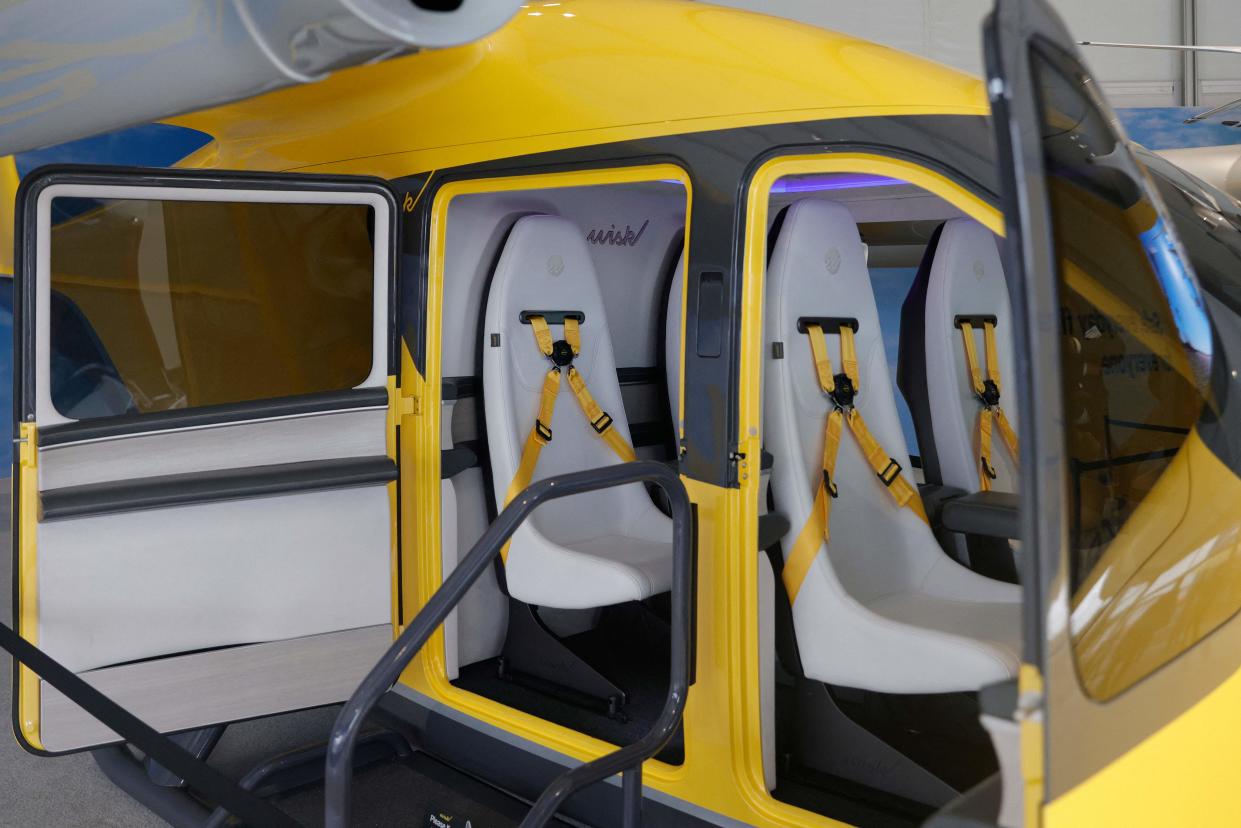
[519, 310, 584, 325]
[940, 490, 1020, 540]
[796, 316, 859, 333]
[953, 314, 1000, 329]
[41, 456, 397, 520]
[897, 222, 946, 486]
[441, 445, 478, 479]
[616, 366, 659, 386]
[441, 376, 479, 401]
[39, 387, 389, 448]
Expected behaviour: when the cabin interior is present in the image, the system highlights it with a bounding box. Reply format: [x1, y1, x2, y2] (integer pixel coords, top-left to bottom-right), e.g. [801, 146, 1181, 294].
[433, 170, 1022, 823]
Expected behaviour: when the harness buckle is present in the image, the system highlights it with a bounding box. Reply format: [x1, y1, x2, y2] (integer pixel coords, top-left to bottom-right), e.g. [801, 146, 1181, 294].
[591, 411, 614, 434]
[822, 469, 839, 499]
[981, 456, 998, 480]
[877, 458, 902, 487]
[830, 373, 856, 411]
[550, 339, 575, 367]
[535, 419, 553, 443]
[978, 378, 1001, 409]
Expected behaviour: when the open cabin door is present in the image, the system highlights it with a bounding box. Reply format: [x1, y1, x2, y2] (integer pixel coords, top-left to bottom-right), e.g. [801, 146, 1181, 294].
[12, 167, 399, 754]
[984, 0, 1241, 823]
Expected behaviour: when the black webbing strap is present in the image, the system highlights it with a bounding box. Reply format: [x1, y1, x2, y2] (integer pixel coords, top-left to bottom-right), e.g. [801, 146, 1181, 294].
[0, 622, 301, 828]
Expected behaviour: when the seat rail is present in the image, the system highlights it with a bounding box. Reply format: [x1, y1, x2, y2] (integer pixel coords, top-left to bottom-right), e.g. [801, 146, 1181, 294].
[323, 460, 694, 828]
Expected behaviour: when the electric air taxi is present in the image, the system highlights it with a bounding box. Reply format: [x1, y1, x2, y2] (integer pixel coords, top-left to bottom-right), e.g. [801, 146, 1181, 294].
[5, 0, 1241, 826]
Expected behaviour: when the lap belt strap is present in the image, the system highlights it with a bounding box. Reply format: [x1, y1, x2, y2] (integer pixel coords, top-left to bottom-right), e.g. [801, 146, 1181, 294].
[0, 622, 300, 828]
[782, 323, 928, 604]
[960, 320, 1019, 491]
[501, 314, 635, 562]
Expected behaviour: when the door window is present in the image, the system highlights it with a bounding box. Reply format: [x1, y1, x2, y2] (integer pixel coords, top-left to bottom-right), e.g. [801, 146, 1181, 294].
[46, 197, 376, 420]
[1033, 41, 1223, 700]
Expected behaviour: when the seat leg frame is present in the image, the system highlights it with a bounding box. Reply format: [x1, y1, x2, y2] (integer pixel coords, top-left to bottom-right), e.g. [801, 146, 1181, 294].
[498, 597, 627, 717]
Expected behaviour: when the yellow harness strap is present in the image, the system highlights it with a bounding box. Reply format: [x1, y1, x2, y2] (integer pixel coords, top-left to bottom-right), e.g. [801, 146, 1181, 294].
[501, 315, 635, 561]
[960, 321, 1019, 491]
[782, 324, 928, 603]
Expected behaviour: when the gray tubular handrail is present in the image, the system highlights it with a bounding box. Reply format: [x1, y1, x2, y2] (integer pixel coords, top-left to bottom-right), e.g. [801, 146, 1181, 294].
[323, 460, 694, 828]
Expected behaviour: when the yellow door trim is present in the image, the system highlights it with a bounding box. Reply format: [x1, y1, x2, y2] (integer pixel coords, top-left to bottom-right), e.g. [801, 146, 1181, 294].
[728, 153, 1009, 823]
[401, 163, 698, 788]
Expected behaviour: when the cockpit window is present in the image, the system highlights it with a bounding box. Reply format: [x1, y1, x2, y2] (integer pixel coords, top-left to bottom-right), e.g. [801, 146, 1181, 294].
[1033, 40, 1225, 701]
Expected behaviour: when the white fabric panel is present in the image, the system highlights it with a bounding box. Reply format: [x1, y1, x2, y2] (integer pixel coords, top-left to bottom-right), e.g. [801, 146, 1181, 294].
[442, 477, 461, 681]
[764, 199, 1020, 693]
[37, 485, 393, 673]
[440, 183, 686, 377]
[664, 252, 685, 435]
[923, 218, 1018, 494]
[758, 550, 777, 792]
[483, 215, 673, 608]
[39, 408, 387, 490]
[39, 625, 391, 753]
[452, 467, 508, 668]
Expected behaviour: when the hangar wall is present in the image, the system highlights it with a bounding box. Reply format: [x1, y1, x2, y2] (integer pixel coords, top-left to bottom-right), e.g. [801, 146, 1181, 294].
[710, 0, 1241, 109]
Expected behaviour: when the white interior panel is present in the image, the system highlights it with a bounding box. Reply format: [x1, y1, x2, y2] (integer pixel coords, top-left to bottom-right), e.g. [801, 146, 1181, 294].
[39, 625, 391, 753]
[440, 181, 686, 377]
[39, 408, 387, 490]
[37, 485, 393, 673]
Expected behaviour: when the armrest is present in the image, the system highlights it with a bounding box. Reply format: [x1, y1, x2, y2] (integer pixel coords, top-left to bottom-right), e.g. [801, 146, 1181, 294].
[757, 512, 791, 551]
[918, 483, 968, 526]
[940, 491, 1020, 540]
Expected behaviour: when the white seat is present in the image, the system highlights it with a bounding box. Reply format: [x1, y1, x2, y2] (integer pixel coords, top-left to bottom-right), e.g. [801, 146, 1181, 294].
[483, 215, 673, 609]
[764, 199, 1021, 694]
[900, 218, 1019, 494]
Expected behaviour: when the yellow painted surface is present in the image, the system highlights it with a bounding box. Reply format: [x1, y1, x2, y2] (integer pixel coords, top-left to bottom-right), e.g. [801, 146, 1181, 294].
[172, 0, 987, 177]
[1, 155, 17, 274]
[1045, 655, 1241, 826]
[16, 421, 42, 750]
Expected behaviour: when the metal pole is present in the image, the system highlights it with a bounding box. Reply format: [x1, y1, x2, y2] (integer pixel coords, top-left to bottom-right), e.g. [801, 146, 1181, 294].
[622, 766, 643, 828]
[1182, 0, 1198, 107]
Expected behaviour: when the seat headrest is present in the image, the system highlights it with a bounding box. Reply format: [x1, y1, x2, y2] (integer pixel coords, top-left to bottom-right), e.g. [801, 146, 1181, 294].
[768, 199, 880, 348]
[932, 218, 1007, 310]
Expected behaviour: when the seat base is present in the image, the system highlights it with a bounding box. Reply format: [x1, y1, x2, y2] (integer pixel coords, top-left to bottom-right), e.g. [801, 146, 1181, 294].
[784, 679, 961, 808]
[497, 598, 626, 716]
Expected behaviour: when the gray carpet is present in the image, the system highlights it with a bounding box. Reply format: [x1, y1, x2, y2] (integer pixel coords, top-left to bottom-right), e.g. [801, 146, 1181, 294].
[0, 479, 344, 825]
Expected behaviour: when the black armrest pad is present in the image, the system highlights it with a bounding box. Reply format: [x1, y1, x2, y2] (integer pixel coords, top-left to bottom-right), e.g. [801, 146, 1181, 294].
[941, 491, 1020, 540]
[441, 445, 479, 479]
[757, 512, 791, 551]
[918, 483, 968, 525]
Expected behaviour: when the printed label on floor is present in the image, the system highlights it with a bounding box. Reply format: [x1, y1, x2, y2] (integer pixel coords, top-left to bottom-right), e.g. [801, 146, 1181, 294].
[425, 809, 476, 828]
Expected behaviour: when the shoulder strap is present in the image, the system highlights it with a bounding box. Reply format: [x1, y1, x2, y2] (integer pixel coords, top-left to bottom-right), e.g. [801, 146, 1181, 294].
[782, 324, 926, 603]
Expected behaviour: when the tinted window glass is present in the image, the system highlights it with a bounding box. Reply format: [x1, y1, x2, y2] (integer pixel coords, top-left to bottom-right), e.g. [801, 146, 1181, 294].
[1033, 42, 1223, 700]
[49, 198, 375, 419]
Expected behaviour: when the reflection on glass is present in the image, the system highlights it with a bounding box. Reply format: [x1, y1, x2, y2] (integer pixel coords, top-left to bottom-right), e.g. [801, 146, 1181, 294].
[1032, 41, 1236, 700]
[48, 198, 376, 419]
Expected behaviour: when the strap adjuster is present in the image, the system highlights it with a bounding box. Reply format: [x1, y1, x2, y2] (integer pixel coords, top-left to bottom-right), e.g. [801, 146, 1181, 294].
[981, 456, 998, 480]
[550, 339, 575, 367]
[535, 419, 553, 443]
[822, 469, 839, 499]
[590, 411, 614, 434]
[978, 378, 1001, 408]
[877, 458, 902, 487]
[830, 373, 856, 410]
